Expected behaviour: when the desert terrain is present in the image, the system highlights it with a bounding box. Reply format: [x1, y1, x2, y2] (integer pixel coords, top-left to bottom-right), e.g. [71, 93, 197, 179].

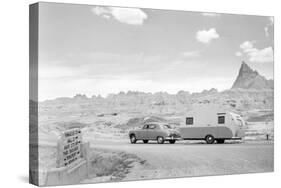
[32, 62, 274, 185]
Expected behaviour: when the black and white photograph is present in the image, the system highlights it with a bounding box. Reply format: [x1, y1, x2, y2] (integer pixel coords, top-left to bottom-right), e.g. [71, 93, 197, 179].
[29, 2, 274, 186]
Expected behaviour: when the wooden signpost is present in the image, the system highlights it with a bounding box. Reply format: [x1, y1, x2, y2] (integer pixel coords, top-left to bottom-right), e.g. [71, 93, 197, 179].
[57, 128, 82, 168]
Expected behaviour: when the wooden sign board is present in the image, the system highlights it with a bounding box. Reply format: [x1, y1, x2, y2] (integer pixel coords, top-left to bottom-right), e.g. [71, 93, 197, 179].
[57, 128, 82, 167]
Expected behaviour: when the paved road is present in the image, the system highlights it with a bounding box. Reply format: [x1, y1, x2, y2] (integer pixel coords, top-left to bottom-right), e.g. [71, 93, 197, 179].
[88, 139, 274, 180]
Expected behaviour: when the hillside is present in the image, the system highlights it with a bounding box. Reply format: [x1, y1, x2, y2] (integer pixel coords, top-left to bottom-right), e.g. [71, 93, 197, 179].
[231, 62, 273, 90]
[38, 61, 274, 137]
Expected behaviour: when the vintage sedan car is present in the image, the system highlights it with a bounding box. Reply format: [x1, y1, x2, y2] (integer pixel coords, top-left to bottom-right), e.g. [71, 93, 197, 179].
[128, 122, 181, 144]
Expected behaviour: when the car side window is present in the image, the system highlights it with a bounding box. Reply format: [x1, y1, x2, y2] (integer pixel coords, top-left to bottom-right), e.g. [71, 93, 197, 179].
[143, 125, 149, 129]
[149, 124, 156, 129]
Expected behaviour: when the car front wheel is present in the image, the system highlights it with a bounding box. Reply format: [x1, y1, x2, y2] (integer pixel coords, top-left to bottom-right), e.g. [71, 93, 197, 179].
[130, 135, 137, 144]
[157, 136, 164, 144]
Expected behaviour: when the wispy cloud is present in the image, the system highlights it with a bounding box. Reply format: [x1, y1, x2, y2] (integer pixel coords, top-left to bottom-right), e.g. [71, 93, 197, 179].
[268, 17, 274, 25]
[182, 51, 200, 58]
[239, 41, 273, 63]
[240, 41, 255, 52]
[263, 17, 273, 37]
[235, 52, 242, 57]
[264, 27, 269, 37]
[91, 6, 147, 25]
[248, 47, 273, 63]
[196, 28, 220, 44]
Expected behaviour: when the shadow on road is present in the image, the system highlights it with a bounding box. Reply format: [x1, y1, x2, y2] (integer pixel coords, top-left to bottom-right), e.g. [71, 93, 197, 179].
[131, 140, 243, 145]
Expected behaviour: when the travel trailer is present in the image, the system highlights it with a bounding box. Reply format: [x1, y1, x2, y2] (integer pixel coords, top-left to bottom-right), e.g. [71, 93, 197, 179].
[179, 105, 245, 144]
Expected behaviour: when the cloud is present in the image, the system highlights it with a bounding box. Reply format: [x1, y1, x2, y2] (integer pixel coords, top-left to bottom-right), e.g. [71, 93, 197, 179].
[240, 41, 255, 52]
[239, 41, 273, 63]
[182, 51, 200, 58]
[201, 12, 220, 17]
[235, 52, 242, 57]
[196, 28, 219, 44]
[91, 6, 147, 25]
[264, 27, 269, 37]
[263, 17, 273, 37]
[268, 17, 274, 25]
[248, 47, 273, 63]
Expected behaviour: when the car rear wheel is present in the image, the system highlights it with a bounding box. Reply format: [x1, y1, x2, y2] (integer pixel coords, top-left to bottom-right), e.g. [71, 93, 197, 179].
[169, 140, 176, 144]
[130, 135, 137, 144]
[143, 140, 148, 144]
[157, 136, 164, 144]
[205, 135, 215, 144]
[216, 139, 225, 144]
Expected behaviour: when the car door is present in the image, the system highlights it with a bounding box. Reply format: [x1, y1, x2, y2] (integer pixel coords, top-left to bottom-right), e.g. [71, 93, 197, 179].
[139, 124, 149, 140]
[147, 124, 158, 140]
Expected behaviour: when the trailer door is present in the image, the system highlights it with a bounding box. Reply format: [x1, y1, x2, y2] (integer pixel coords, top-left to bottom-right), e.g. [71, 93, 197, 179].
[217, 113, 226, 138]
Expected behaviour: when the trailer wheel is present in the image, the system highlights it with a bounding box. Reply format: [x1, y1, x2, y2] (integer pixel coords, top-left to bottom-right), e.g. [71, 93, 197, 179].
[205, 135, 215, 144]
[157, 136, 164, 144]
[143, 140, 148, 144]
[216, 139, 225, 144]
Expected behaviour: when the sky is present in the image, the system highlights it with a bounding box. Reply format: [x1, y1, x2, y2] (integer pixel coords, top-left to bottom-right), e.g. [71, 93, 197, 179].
[38, 2, 274, 101]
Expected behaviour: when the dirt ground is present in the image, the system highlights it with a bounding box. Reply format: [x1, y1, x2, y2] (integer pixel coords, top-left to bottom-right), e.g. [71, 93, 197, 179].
[37, 119, 274, 184]
[82, 139, 273, 183]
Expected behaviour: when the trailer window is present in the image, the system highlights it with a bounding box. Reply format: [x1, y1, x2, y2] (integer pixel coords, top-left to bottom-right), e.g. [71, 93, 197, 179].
[218, 116, 225, 124]
[186, 117, 193, 125]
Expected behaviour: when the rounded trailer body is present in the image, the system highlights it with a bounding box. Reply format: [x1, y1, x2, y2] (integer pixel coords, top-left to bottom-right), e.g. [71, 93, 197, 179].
[179, 106, 245, 143]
